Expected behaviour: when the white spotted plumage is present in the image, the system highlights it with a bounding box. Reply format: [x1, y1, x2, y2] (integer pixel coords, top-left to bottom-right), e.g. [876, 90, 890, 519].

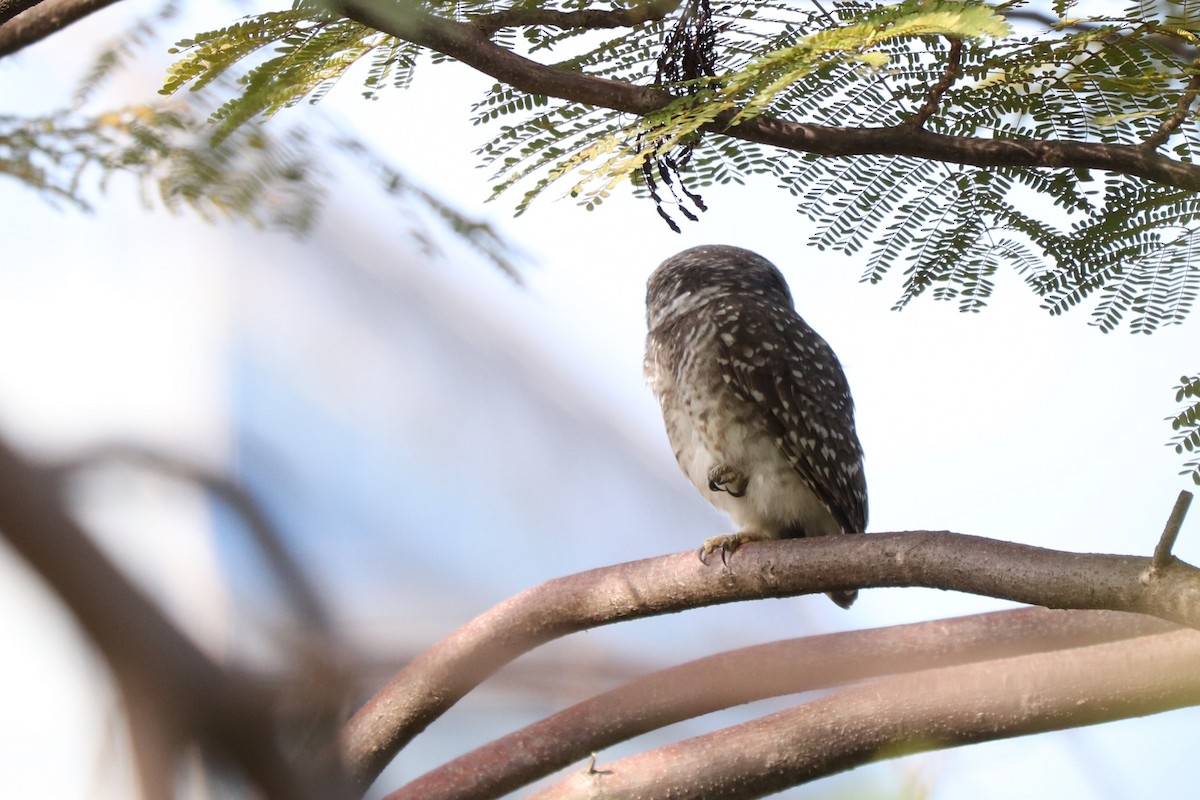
[645, 245, 868, 607]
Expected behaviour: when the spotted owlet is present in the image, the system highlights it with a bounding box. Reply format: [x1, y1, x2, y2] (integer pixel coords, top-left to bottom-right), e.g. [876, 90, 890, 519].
[644, 245, 868, 608]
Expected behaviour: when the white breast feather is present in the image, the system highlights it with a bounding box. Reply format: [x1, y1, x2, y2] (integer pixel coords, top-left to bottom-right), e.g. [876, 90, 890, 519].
[647, 342, 841, 540]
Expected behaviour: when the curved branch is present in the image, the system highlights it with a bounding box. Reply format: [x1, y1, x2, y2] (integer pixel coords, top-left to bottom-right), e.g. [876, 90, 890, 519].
[532, 629, 1200, 799]
[386, 608, 1177, 800]
[328, 0, 1200, 190]
[327, 0, 671, 113]
[0, 436, 332, 799]
[339, 531, 1200, 789]
[909, 37, 962, 128]
[51, 443, 336, 642]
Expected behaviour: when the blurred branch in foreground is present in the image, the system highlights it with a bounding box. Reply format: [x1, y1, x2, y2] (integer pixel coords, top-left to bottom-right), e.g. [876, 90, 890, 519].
[3, 428, 1200, 800]
[0, 435, 350, 800]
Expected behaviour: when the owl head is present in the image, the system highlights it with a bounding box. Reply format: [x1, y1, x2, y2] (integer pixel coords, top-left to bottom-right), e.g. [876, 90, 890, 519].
[646, 245, 794, 330]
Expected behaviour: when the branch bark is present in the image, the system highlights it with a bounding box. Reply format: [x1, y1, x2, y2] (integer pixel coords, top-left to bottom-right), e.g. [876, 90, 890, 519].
[327, 0, 1200, 189]
[52, 444, 336, 642]
[386, 607, 1177, 800]
[0, 0, 122, 57]
[0, 437, 339, 800]
[339, 531, 1200, 790]
[909, 37, 962, 128]
[1145, 73, 1200, 151]
[0, 1, 45, 26]
[532, 629, 1200, 800]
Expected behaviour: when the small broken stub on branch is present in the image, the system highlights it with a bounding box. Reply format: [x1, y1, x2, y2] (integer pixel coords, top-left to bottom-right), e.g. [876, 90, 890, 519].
[1148, 489, 1194, 577]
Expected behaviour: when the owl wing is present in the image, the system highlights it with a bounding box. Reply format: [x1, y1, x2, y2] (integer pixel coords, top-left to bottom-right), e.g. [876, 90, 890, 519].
[712, 297, 868, 533]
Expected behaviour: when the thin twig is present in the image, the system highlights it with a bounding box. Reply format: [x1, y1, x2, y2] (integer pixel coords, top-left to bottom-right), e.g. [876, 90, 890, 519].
[1143, 72, 1200, 151]
[909, 38, 963, 129]
[1154, 489, 1195, 569]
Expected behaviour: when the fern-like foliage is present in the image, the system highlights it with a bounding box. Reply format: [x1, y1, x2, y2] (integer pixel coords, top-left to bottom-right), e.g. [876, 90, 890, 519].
[3, 0, 521, 276]
[163, 7, 413, 143]
[0, 99, 521, 275]
[74, 0, 184, 105]
[0, 105, 323, 231]
[161, 1, 1200, 330]
[153, 0, 1200, 331]
[1170, 374, 1200, 485]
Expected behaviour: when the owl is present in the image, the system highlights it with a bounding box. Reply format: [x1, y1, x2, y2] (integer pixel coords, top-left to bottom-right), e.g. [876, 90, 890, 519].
[644, 245, 868, 608]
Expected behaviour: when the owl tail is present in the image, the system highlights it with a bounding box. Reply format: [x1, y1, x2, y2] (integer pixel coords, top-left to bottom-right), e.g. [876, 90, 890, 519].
[826, 589, 857, 609]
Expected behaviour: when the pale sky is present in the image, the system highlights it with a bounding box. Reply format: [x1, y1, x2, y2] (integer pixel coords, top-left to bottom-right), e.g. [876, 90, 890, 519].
[2, 2, 1199, 798]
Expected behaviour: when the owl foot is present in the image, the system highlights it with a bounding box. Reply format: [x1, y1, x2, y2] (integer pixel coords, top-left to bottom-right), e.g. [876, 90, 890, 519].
[698, 531, 766, 566]
[707, 465, 748, 497]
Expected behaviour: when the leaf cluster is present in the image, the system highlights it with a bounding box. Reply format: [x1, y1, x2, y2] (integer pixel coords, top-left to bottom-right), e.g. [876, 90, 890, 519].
[498, 0, 1200, 333]
[1171, 373, 1200, 484]
[1, 1, 522, 276]
[162, 6, 418, 144]
[0, 104, 324, 231]
[157, 1, 1200, 334]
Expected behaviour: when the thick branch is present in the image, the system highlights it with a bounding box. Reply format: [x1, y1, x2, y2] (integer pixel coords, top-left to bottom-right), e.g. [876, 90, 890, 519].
[328, 0, 1200, 192]
[0, 1, 44, 26]
[339, 531, 1200, 789]
[387, 608, 1176, 800]
[0, 0, 122, 57]
[533, 629, 1200, 800]
[326, 0, 671, 113]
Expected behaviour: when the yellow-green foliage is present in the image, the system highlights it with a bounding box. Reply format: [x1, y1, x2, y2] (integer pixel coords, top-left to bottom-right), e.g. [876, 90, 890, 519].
[0, 104, 322, 231]
[538, 1, 1011, 216]
[162, 8, 410, 143]
[160, 1, 1200, 333]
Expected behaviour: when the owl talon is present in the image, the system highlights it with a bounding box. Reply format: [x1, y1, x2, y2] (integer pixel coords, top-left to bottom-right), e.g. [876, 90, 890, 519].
[698, 532, 754, 566]
[707, 465, 748, 497]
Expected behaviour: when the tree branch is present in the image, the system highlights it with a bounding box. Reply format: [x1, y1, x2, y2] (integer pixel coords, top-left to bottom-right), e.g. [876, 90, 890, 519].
[0, 1, 45, 26]
[326, 0, 1200, 192]
[1143, 72, 1200, 151]
[909, 37, 962, 128]
[532, 629, 1200, 800]
[470, 0, 680, 38]
[339, 531, 1200, 790]
[51, 443, 337, 643]
[0, 436, 342, 799]
[0, 0, 122, 58]
[1153, 489, 1194, 569]
[386, 608, 1177, 800]
[325, 0, 671, 113]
